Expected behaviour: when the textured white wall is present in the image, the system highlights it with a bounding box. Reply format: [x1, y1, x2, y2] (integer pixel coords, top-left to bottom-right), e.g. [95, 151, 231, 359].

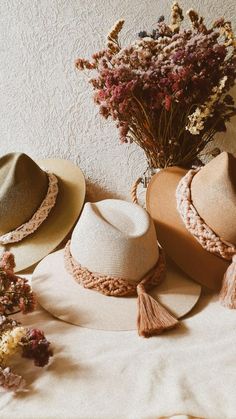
[0, 0, 235, 201]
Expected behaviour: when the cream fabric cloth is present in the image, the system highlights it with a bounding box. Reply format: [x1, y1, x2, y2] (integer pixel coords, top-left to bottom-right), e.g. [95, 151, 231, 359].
[0, 285, 236, 419]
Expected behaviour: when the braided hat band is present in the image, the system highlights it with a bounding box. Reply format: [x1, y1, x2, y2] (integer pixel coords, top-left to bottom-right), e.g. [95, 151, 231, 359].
[64, 240, 179, 337]
[0, 172, 58, 245]
[176, 169, 236, 308]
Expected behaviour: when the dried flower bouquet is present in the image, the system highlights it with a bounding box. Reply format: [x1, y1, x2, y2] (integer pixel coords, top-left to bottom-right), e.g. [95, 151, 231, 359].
[0, 252, 53, 391]
[76, 2, 236, 169]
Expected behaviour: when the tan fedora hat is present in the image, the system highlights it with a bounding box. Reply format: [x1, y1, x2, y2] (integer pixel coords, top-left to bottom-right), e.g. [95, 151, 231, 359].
[0, 152, 85, 272]
[32, 199, 201, 336]
[146, 151, 236, 295]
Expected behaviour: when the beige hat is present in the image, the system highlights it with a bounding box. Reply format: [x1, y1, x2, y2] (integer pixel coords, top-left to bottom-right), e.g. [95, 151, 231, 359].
[0, 152, 85, 272]
[146, 152, 236, 306]
[32, 199, 201, 335]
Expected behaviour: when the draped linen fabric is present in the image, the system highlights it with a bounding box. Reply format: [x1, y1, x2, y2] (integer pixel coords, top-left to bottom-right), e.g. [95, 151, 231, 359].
[1, 275, 236, 419]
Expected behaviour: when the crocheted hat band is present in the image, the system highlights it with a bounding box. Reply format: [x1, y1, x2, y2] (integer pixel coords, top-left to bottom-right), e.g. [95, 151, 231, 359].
[176, 168, 236, 309]
[64, 240, 179, 337]
[0, 172, 59, 245]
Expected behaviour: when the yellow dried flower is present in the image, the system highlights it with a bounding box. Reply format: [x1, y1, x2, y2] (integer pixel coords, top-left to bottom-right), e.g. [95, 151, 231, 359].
[107, 42, 119, 53]
[221, 22, 236, 49]
[0, 327, 26, 364]
[107, 19, 124, 41]
[107, 19, 125, 53]
[170, 2, 183, 33]
[92, 50, 107, 61]
[187, 9, 206, 32]
[75, 58, 96, 70]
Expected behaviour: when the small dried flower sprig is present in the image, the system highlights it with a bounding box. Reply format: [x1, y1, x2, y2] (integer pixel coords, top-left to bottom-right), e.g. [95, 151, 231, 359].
[213, 18, 236, 49]
[75, 2, 236, 168]
[187, 9, 207, 33]
[0, 366, 25, 391]
[0, 252, 53, 392]
[187, 76, 228, 135]
[0, 322, 53, 391]
[170, 2, 184, 33]
[107, 20, 124, 54]
[0, 251, 36, 316]
[20, 328, 53, 367]
[0, 326, 26, 364]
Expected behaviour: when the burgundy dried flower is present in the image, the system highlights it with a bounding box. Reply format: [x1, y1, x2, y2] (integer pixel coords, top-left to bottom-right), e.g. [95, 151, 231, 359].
[20, 328, 53, 367]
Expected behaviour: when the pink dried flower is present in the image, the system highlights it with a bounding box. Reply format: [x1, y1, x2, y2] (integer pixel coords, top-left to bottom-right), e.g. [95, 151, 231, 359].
[165, 95, 172, 111]
[0, 253, 53, 391]
[19, 293, 37, 314]
[0, 252, 15, 275]
[0, 252, 36, 316]
[0, 367, 25, 392]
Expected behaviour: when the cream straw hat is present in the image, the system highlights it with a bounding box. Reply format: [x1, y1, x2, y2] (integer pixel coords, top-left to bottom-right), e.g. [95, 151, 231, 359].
[32, 199, 201, 336]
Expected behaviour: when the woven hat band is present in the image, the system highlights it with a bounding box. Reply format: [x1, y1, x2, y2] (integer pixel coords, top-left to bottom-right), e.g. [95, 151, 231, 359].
[0, 172, 58, 245]
[64, 240, 179, 337]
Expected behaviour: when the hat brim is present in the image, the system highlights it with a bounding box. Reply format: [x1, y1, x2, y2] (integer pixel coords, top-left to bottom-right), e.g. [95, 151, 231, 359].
[0, 159, 85, 272]
[146, 167, 229, 291]
[32, 248, 201, 331]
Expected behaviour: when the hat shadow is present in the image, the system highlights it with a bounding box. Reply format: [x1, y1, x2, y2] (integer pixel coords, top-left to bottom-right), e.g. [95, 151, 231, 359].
[85, 179, 121, 202]
[168, 321, 189, 338]
[183, 286, 216, 318]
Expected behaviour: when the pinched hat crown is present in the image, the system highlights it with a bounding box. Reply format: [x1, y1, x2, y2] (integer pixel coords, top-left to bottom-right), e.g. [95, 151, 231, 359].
[0, 153, 48, 235]
[70, 199, 159, 282]
[191, 152, 236, 244]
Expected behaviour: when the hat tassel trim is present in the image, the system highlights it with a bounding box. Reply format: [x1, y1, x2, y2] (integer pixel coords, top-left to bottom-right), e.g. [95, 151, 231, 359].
[137, 283, 178, 337]
[64, 241, 179, 337]
[219, 255, 236, 308]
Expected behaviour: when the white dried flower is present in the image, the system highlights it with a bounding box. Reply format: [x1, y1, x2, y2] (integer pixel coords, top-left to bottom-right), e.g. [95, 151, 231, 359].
[186, 76, 227, 135]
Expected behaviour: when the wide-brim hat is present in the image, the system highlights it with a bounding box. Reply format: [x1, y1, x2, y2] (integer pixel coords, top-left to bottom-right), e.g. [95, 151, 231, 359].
[146, 152, 236, 291]
[0, 153, 85, 272]
[32, 199, 201, 332]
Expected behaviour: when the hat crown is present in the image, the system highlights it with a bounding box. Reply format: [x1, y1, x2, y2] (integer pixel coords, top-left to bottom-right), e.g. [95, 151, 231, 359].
[0, 153, 48, 235]
[70, 199, 159, 282]
[191, 152, 236, 244]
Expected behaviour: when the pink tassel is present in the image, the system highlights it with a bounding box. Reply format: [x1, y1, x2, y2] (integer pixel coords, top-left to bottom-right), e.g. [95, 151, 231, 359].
[219, 255, 236, 309]
[137, 284, 179, 337]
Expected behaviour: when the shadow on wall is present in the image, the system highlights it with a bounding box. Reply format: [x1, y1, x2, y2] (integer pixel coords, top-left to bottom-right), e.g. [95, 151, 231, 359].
[85, 179, 123, 202]
[214, 85, 236, 156]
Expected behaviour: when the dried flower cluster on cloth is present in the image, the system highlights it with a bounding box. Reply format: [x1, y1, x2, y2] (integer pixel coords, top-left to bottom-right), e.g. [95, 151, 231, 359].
[0, 252, 53, 392]
[76, 2, 236, 168]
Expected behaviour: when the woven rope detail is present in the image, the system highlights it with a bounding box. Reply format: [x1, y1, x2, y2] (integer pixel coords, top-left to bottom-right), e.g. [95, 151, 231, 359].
[64, 240, 166, 297]
[0, 172, 58, 245]
[130, 177, 142, 204]
[176, 169, 236, 261]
